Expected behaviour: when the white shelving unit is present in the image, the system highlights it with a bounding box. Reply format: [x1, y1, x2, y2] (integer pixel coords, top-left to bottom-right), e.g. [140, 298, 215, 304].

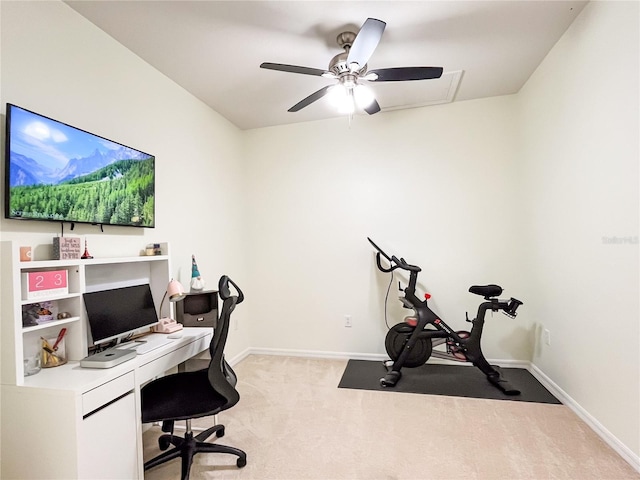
[0, 240, 170, 386]
[0, 239, 218, 480]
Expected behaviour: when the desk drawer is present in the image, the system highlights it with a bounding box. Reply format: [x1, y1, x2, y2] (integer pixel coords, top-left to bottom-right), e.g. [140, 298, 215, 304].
[82, 372, 135, 417]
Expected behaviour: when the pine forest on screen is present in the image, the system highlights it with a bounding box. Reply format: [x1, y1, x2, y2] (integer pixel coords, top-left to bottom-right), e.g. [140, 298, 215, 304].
[9, 158, 155, 226]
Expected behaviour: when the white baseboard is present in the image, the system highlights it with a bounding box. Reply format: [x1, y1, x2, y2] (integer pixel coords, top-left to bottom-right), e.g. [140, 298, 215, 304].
[240, 347, 387, 362]
[528, 363, 640, 474]
[229, 347, 639, 474]
[238, 347, 531, 369]
[228, 347, 253, 366]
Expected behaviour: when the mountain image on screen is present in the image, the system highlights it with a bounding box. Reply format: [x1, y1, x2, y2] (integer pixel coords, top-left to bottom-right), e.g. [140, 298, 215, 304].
[5, 104, 155, 227]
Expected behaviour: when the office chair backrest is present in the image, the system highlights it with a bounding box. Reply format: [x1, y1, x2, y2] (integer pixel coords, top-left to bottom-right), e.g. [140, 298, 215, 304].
[219, 276, 244, 304]
[207, 276, 244, 409]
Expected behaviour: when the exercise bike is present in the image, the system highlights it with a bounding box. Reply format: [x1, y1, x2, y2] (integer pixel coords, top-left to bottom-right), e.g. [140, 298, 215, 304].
[368, 238, 524, 395]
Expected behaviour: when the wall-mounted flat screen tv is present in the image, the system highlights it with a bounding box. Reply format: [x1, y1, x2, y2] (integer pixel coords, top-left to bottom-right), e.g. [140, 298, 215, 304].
[4, 103, 155, 227]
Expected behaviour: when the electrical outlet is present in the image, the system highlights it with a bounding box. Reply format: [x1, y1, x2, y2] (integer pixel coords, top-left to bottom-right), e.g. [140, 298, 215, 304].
[543, 328, 551, 346]
[344, 315, 352, 328]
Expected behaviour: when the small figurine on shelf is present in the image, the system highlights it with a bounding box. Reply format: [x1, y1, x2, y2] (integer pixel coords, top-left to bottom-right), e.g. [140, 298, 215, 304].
[190, 254, 205, 291]
[81, 239, 93, 259]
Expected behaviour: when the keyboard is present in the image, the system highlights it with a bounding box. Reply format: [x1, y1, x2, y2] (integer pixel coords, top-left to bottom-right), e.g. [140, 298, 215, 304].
[133, 336, 174, 355]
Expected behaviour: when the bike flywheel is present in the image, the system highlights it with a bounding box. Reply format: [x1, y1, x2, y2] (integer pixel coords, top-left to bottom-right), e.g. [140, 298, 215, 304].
[384, 323, 432, 368]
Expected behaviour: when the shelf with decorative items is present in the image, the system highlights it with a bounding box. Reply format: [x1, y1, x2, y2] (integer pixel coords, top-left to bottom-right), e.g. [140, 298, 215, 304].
[22, 316, 81, 333]
[1, 239, 171, 387]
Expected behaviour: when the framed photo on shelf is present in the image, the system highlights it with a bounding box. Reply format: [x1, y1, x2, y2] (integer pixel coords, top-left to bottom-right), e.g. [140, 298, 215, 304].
[52, 237, 81, 260]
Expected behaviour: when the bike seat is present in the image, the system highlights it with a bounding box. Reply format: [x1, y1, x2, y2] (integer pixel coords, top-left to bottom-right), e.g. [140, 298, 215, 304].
[469, 284, 503, 298]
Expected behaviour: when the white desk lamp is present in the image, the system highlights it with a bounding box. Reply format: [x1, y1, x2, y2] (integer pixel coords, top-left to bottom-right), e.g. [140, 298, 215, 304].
[155, 279, 186, 333]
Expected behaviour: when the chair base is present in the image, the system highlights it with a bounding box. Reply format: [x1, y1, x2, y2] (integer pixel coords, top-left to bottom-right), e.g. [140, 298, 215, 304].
[145, 424, 246, 480]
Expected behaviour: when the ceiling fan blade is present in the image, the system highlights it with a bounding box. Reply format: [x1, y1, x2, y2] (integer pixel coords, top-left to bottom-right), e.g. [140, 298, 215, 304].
[364, 99, 381, 115]
[367, 67, 444, 82]
[288, 85, 332, 112]
[347, 18, 386, 70]
[260, 62, 328, 77]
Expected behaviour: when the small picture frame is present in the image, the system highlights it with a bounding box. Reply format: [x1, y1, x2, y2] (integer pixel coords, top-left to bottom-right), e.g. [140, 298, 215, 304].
[52, 237, 81, 260]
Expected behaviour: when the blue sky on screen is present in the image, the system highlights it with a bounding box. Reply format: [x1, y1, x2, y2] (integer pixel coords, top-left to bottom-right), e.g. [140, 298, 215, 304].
[9, 106, 149, 171]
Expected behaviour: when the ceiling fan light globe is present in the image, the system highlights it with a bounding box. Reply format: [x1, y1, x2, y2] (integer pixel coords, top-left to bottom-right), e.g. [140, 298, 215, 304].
[354, 85, 375, 109]
[339, 100, 355, 115]
[328, 85, 356, 115]
[327, 84, 348, 107]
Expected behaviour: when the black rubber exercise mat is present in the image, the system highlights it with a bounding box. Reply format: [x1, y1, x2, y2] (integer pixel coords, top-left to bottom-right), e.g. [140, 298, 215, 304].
[338, 359, 561, 404]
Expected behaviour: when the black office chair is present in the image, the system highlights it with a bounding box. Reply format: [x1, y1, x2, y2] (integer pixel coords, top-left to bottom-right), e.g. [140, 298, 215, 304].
[141, 275, 247, 480]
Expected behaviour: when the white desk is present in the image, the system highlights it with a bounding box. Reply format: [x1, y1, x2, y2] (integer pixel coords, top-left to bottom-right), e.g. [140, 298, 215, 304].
[1, 328, 212, 480]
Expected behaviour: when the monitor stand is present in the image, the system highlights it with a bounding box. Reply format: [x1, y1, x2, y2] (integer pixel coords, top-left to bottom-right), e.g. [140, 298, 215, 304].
[80, 348, 136, 369]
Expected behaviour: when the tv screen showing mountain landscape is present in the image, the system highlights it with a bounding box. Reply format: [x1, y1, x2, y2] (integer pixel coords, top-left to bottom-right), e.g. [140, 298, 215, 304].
[4, 104, 155, 227]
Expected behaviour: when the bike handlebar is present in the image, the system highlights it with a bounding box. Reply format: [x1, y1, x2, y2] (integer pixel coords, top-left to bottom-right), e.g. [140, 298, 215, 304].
[368, 237, 421, 273]
[488, 297, 523, 318]
[506, 298, 523, 317]
[369, 237, 523, 318]
[375, 252, 395, 273]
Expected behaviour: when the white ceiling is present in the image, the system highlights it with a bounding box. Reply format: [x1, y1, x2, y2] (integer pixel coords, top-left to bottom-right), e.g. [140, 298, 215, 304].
[64, 1, 587, 130]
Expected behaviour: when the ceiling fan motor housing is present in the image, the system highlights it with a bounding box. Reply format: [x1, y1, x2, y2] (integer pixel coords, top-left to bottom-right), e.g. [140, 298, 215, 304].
[336, 31, 356, 49]
[329, 52, 351, 74]
[329, 31, 367, 77]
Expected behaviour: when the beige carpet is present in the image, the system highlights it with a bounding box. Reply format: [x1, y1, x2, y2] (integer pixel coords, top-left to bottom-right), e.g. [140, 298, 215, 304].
[143, 355, 639, 480]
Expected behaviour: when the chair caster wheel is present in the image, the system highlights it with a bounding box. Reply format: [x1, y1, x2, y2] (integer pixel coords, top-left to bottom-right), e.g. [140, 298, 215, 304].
[237, 457, 247, 468]
[216, 426, 225, 438]
[158, 436, 171, 451]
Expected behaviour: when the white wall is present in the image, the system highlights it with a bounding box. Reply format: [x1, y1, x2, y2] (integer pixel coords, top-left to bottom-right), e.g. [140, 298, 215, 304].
[0, 1, 251, 357]
[243, 0, 639, 466]
[518, 0, 639, 460]
[244, 96, 530, 359]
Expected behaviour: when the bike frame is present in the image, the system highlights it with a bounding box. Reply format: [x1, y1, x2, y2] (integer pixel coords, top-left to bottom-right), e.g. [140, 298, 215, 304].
[394, 268, 510, 378]
[369, 238, 522, 394]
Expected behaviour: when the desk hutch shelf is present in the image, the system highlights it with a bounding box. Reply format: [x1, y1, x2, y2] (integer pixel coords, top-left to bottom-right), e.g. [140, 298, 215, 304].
[1, 240, 170, 386]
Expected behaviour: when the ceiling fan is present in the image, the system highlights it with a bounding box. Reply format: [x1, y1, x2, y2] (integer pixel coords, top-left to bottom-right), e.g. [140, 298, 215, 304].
[260, 18, 443, 115]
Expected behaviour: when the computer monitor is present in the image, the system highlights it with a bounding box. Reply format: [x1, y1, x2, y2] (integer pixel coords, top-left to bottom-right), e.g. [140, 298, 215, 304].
[83, 284, 159, 345]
